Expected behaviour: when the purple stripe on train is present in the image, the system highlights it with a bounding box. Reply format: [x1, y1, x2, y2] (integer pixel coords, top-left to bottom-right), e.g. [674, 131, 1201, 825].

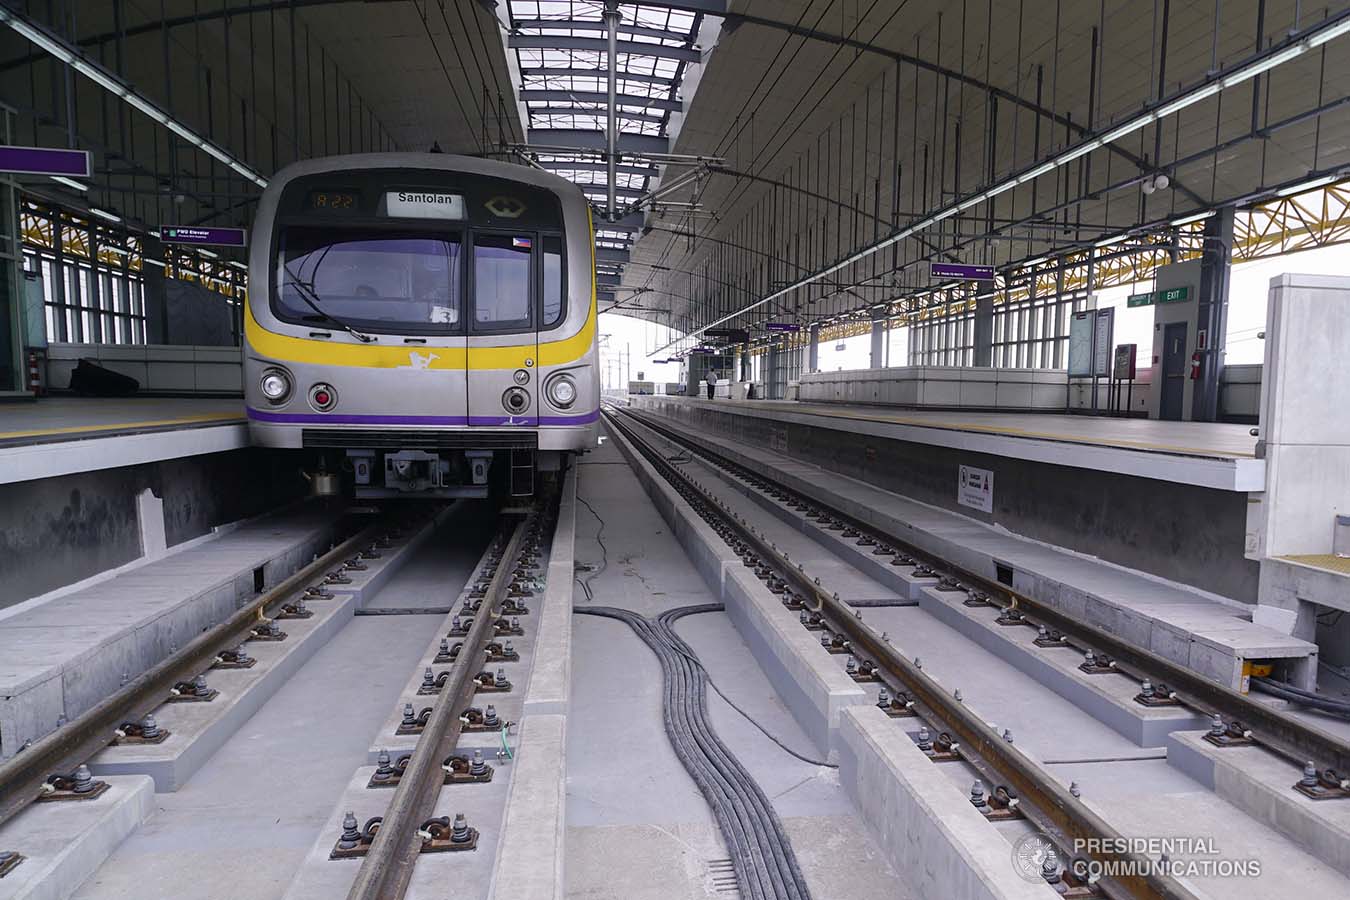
[246, 407, 599, 427]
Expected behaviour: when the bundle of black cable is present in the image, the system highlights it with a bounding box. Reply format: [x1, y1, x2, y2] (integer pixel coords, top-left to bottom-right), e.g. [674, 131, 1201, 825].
[575, 604, 814, 900]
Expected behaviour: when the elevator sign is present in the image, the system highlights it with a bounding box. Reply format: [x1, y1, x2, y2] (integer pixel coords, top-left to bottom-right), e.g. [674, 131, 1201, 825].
[958, 465, 994, 514]
[930, 262, 995, 281]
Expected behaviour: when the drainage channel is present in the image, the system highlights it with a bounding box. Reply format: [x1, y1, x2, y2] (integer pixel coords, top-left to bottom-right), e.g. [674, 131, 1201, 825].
[603, 406, 1191, 900]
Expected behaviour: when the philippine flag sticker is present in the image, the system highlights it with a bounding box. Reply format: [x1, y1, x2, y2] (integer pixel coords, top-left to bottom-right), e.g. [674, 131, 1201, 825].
[512, 236, 531, 249]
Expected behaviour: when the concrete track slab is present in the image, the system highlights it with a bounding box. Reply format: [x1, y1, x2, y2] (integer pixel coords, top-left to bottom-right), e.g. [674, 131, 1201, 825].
[69, 583, 454, 900]
[0, 507, 336, 758]
[0, 776, 152, 900]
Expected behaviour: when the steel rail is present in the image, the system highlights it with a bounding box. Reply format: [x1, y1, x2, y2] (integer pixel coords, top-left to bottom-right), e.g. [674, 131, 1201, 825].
[345, 516, 528, 900]
[0, 513, 387, 832]
[603, 408, 1192, 900]
[617, 406, 1350, 777]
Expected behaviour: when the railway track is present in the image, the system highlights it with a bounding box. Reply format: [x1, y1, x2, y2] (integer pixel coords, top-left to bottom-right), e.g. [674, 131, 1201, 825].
[0, 508, 413, 852]
[341, 511, 535, 900]
[604, 404, 1350, 900]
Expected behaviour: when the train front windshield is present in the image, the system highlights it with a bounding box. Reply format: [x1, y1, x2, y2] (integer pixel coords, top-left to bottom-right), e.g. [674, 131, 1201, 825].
[277, 228, 462, 333]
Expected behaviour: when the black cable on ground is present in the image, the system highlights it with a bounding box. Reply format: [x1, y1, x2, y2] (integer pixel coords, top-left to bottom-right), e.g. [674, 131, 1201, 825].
[574, 494, 608, 603]
[1252, 677, 1350, 719]
[576, 604, 814, 900]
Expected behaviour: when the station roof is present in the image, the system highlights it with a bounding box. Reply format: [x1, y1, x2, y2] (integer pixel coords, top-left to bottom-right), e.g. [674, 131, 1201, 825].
[1, 1, 1347, 348]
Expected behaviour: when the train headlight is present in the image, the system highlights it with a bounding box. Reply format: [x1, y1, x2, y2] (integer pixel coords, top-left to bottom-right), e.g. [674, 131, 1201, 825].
[259, 368, 291, 403]
[546, 373, 577, 409]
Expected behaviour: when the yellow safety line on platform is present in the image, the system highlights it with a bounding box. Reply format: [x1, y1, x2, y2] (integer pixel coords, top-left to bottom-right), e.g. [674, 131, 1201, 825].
[680, 398, 1257, 459]
[0, 412, 245, 440]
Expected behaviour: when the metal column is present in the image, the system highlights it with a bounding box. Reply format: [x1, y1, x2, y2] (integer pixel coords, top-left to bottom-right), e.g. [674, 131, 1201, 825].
[807, 323, 820, 373]
[603, 1, 620, 221]
[1193, 208, 1234, 422]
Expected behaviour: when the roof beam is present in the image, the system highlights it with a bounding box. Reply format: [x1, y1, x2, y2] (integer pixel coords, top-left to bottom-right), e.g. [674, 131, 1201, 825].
[509, 34, 701, 63]
[597, 247, 631, 263]
[521, 67, 675, 86]
[520, 90, 681, 112]
[513, 20, 694, 42]
[539, 160, 659, 177]
[530, 107, 666, 125]
[581, 186, 646, 200]
[597, 274, 622, 287]
[528, 129, 669, 155]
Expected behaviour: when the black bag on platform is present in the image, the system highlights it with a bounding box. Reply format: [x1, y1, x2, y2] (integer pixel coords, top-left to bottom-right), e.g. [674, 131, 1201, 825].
[69, 358, 140, 397]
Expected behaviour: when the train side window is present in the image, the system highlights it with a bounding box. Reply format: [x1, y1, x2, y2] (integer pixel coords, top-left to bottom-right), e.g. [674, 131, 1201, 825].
[472, 233, 533, 332]
[542, 235, 564, 328]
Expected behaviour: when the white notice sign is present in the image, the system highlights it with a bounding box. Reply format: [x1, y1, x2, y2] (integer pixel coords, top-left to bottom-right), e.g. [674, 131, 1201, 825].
[385, 191, 465, 219]
[958, 465, 994, 513]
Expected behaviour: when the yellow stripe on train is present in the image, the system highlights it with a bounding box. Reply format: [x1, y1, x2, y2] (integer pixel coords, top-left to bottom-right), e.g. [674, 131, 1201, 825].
[243, 291, 596, 371]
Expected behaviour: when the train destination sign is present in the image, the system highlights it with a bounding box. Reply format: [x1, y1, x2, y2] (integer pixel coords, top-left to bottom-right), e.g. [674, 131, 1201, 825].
[385, 190, 465, 220]
[1126, 286, 1190, 308]
[160, 226, 248, 248]
[930, 262, 995, 281]
[0, 145, 90, 177]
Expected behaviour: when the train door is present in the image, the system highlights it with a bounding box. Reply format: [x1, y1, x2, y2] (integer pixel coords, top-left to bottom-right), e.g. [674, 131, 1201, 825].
[466, 230, 539, 492]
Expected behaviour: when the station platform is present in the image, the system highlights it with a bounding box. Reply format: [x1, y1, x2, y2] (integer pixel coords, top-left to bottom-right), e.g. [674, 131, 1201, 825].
[648, 396, 1262, 491]
[0, 397, 247, 484]
[632, 395, 1263, 604]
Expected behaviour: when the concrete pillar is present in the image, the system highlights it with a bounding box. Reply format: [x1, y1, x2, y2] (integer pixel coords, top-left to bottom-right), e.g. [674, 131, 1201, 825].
[869, 310, 886, 369]
[1193, 208, 1234, 423]
[766, 343, 780, 399]
[807, 323, 820, 373]
[973, 293, 994, 367]
[740, 342, 751, 381]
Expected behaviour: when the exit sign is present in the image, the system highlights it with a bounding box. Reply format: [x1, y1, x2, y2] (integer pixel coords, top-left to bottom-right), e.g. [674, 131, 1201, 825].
[1126, 286, 1190, 308]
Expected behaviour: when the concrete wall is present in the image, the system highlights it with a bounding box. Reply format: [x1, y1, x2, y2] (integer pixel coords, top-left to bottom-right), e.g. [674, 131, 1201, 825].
[798, 366, 1067, 409]
[45, 343, 242, 395]
[639, 399, 1258, 602]
[0, 448, 306, 607]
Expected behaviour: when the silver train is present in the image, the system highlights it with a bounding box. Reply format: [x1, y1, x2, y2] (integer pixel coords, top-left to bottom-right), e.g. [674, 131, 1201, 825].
[243, 153, 599, 497]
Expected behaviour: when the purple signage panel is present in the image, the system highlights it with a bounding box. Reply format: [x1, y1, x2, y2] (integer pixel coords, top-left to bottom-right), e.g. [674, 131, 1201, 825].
[764, 322, 801, 332]
[160, 226, 248, 248]
[930, 262, 995, 281]
[0, 145, 90, 177]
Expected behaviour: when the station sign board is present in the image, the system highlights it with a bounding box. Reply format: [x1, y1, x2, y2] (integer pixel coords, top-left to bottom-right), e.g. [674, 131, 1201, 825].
[930, 262, 995, 281]
[0, 145, 90, 177]
[958, 465, 994, 513]
[1126, 286, 1190, 308]
[764, 322, 801, 332]
[705, 327, 750, 343]
[159, 226, 248, 248]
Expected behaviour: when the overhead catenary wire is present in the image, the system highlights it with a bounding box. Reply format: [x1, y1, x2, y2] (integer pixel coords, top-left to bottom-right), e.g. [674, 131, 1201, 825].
[575, 604, 814, 900]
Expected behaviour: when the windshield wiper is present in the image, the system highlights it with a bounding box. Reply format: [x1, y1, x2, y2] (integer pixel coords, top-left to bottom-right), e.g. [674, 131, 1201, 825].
[281, 262, 376, 343]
